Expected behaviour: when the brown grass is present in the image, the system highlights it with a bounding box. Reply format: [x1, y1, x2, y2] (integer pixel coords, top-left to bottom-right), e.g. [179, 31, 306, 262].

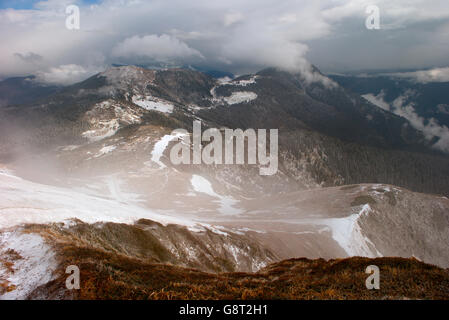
[32, 244, 449, 300]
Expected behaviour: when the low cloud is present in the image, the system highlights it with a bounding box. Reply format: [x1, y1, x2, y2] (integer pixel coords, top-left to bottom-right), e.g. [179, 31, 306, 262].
[111, 34, 204, 65]
[389, 67, 449, 83]
[34, 64, 101, 85]
[14, 52, 43, 63]
[223, 12, 244, 27]
[363, 90, 449, 153]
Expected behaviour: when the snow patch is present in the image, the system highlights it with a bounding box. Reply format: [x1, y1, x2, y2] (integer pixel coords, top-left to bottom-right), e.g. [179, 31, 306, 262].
[150, 133, 186, 169]
[316, 204, 381, 257]
[60, 145, 79, 151]
[190, 175, 242, 215]
[0, 231, 57, 300]
[216, 75, 258, 87]
[294, 204, 381, 258]
[217, 76, 233, 84]
[132, 95, 174, 113]
[94, 145, 116, 158]
[82, 119, 120, 142]
[82, 100, 142, 143]
[231, 76, 258, 86]
[224, 91, 257, 105]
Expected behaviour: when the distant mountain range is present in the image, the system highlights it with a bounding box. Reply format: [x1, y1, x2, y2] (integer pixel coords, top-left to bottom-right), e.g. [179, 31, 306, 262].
[1, 65, 448, 194]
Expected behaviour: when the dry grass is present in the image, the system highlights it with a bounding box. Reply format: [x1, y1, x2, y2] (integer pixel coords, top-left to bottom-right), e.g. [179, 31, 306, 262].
[0, 248, 23, 295]
[32, 244, 449, 300]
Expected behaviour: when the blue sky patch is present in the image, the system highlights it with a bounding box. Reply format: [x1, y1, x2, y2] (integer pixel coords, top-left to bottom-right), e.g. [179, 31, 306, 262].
[0, 0, 101, 10]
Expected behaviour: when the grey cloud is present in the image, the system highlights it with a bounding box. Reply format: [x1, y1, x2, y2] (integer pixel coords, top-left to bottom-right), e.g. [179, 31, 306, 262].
[14, 52, 43, 63]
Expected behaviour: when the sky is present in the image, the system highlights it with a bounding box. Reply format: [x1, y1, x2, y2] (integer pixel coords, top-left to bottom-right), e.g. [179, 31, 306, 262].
[1, 0, 449, 84]
[0, 0, 101, 9]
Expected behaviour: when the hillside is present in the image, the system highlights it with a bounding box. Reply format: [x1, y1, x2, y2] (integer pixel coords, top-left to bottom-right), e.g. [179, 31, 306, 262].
[3, 221, 448, 300]
[28, 252, 449, 300]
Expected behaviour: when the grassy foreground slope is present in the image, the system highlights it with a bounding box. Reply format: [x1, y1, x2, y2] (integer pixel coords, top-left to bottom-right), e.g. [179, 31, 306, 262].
[32, 247, 449, 300]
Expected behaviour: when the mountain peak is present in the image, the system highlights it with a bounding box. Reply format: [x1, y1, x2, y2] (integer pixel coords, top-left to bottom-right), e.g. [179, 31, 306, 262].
[99, 65, 156, 84]
[255, 65, 337, 89]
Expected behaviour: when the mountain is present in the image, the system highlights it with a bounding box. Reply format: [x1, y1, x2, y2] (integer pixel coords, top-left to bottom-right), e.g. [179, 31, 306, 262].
[1, 65, 449, 194]
[201, 67, 428, 150]
[0, 76, 60, 108]
[1, 65, 449, 299]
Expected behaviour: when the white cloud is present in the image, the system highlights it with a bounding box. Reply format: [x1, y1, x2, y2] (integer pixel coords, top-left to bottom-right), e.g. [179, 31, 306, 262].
[111, 34, 204, 64]
[363, 90, 449, 153]
[362, 91, 390, 111]
[223, 12, 244, 26]
[34, 64, 101, 85]
[14, 52, 43, 63]
[389, 67, 449, 83]
[34, 0, 77, 11]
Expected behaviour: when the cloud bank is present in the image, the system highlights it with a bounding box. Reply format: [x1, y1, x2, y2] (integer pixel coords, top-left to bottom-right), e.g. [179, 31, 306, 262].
[111, 34, 204, 65]
[1, 0, 449, 84]
[34, 64, 102, 85]
[389, 67, 449, 83]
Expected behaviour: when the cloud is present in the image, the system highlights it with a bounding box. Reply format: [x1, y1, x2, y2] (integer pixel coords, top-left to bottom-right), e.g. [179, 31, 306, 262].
[34, 64, 100, 85]
[111, 34, 204, 65]
[14, 51, 43, 63]
[389, 67, 449, 83]
[1, 0, 449, 83]
[223, 12, 244, 27]
[363, 90, 449, 153]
